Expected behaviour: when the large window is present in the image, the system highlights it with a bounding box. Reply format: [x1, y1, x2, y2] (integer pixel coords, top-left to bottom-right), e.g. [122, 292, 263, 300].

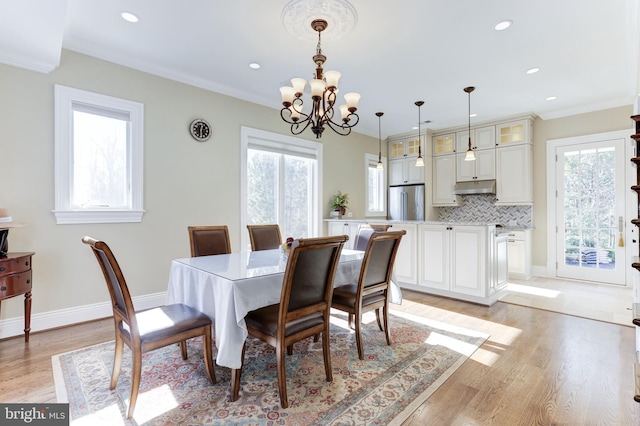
[241, 127, 322, 250]
[365, 153, 387, 217]
[54, 85, 144, 224]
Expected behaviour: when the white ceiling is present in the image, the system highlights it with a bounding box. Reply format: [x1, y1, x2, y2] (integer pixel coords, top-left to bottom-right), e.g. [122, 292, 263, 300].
[2, 0, 639, 139]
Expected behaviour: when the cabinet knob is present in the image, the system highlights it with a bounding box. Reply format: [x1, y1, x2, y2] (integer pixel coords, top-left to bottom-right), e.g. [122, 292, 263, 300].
[0, 266, 5, 272]
[0, 286, 6, 291]
[24, 261, 29, 267]
[26, 279, 30, 284]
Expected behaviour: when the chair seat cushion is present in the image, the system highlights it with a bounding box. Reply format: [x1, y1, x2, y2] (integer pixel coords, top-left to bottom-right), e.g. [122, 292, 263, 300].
[332, 284, 386, 308]
[246, 304, 324, 337]
[123, 304, 211, 343]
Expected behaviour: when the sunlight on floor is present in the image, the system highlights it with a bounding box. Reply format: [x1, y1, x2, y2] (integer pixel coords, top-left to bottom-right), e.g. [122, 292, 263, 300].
[71, 385, 178, 425]
[506, 282, 561, 298]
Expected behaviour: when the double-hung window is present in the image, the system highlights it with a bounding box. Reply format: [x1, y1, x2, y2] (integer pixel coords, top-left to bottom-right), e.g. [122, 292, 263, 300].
[365, 153, 387, 217]
[240, 127, 322, 250]
[54, 85, 144, 224]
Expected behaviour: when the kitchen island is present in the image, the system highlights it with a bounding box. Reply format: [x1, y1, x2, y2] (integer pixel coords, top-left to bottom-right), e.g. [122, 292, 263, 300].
[325, 219, 508, 306]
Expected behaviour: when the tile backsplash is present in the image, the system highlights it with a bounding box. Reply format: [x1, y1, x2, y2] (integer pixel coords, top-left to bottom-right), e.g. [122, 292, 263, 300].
[438, 194, 532, 227]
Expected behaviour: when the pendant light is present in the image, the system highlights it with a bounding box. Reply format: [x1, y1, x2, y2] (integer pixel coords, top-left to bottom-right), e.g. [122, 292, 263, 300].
[464, 86, 476, 161]
[376, 112, 384, 169]
[415, 101, 425, 167]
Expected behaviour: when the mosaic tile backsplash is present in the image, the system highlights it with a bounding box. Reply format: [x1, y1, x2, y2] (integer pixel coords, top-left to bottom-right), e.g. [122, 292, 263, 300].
[438, 194, 532, 228]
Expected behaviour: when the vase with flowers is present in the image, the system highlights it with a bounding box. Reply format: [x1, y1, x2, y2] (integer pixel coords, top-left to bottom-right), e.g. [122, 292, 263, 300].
[330, 191, 349, 217]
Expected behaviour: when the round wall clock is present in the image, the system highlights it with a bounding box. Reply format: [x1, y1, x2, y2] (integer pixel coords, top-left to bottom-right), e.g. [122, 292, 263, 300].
[189, 118, 212, 142]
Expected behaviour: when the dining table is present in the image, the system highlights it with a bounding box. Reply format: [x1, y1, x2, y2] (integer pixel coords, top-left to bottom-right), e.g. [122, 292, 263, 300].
[165, 247, 402, 398]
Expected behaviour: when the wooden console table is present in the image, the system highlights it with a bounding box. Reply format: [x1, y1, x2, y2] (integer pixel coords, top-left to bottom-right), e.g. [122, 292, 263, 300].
[0, 252, 34, 342]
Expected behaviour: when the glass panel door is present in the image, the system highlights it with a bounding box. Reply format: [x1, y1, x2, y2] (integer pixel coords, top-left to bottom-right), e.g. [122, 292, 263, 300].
[555, 138, 625, 285]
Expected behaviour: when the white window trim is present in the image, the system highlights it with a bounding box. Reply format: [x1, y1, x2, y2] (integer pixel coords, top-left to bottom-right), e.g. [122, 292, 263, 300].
[240, 126, 323, 250]
[365, 153, 387, 217]
[53, 85, 144, 224]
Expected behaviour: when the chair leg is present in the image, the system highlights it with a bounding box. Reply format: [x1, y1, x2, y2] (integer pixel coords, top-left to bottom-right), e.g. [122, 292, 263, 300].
[180, 341, 188, 360]
[287, 344, 293, 355]
[110, 335, 124, 390]
[355, 311, 364, 360]
[276, 342, 288, 408]
[127, 349, 142, 419]
[375, 308, 384, 331]
[382, 303, 392, 346]
[230, 343, 245, 402]
[202, 326, 216, 384]
[348, 313, 354, 329]
[322, 327, 333, 382]
[313, 333, 320, 343]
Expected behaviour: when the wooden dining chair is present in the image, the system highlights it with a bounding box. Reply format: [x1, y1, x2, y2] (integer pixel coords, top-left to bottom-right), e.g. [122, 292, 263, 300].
[246, 224, 282, 251]
[82, 236, 216, 419]
[188, 225, 232, 256]
[353, 223, 392, 251]
[238, 234, 348, 408]
[331, 230, 405, 360]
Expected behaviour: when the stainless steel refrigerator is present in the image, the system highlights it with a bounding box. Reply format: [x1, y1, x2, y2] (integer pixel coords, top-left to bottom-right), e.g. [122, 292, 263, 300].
[388, 184, 425, 221]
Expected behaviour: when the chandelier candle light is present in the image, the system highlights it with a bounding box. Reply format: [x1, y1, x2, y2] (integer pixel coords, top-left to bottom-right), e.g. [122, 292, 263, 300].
[415, 101, 424, 167]
[376, 112, 384, 169]
[279, 19, 360, 138]
[464, 86, 477, 161]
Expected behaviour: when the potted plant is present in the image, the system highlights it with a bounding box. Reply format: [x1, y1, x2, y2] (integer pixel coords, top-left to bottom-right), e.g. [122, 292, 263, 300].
[330, 191, 349, 217]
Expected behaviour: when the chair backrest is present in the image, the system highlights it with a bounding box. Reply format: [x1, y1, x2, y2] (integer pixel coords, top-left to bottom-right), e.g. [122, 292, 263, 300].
[353, 224, 392, 251]
[82, 236, 137, 330]
[188, 225, 232, 256]
[359, 230, 405, 290]
[247, 224, 282, 251]
[280, 235, 348, 320]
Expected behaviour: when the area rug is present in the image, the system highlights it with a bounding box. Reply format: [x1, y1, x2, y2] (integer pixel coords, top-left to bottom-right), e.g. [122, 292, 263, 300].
[52, 310, 488, 425]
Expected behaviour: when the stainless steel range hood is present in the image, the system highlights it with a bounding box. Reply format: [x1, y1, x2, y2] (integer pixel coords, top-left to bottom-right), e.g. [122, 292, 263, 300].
[452, 180, 496, 195]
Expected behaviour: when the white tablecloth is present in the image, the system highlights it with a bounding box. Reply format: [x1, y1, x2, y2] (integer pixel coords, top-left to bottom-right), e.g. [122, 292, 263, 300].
[166, 249, 402, 369]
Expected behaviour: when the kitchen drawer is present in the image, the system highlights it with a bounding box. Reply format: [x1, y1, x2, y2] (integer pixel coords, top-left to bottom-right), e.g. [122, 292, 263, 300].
[0, 269, 32, 300]
[507, 230, 526, 241]
[0, 254, 32, 276]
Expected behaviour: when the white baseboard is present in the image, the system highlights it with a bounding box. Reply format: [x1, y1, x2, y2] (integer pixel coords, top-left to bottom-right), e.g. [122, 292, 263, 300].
[0, 292, 167, 340]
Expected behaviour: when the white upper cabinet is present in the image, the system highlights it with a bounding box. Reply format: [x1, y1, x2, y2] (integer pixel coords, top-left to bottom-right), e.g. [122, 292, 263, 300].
[456, 125, 496, 152]
[432, 155, 460, 206]
[432, 133, 456, 156]
[495, 144, 532, 205]
[496, 120, 531, 146]
[388, 135, 423, 159]
[456, 148, 495, 182]
[389, 157, 425, 186]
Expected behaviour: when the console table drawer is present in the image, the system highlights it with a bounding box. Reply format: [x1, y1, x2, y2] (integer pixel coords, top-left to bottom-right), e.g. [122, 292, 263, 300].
[0, 254, 32, 275]
[0, 270, 32, 300]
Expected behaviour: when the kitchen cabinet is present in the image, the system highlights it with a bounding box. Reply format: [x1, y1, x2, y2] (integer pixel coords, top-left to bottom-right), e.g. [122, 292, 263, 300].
[412, 223, 506, 305]
[389, 157, 425, 185]
[388, 135, 423, 159]
[326, 221, 363, 250]
[390, 223, 418, 285]
[433, 133, 455, 156]
[432, 154, 460, 206]
[497, 120, 531, 146]
[495, 144, 532, 204]
[456, 148, 495, 182]
[455, 125, 496, 152]
[507, 229, 532, 279]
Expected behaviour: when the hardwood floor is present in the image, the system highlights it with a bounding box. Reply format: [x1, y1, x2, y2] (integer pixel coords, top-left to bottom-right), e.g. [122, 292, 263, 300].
[1, 290, 639, 425]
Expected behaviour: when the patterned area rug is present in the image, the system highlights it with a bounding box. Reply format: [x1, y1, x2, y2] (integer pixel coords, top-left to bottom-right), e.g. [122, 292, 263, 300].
[52, 310, 488, 425]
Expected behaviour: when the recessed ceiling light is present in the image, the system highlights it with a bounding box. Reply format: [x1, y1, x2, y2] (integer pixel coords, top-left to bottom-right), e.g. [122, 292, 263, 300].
[526, 67, 540, 74]
[546, 96, 557, 101]
[121, 12, 139, 23]
[249, 62, 261, 70]
[494, 20, 512, 31]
